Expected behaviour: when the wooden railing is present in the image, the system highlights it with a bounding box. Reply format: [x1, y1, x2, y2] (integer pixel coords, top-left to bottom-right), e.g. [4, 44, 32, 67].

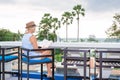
[62, 48, 120, 80]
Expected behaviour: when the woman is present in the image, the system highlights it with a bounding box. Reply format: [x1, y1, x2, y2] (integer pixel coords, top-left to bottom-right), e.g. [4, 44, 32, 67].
[22, 21, 52, 77]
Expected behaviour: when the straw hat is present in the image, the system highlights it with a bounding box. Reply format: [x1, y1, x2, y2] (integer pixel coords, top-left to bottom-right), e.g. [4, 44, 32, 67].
[26, 21, 36, 28]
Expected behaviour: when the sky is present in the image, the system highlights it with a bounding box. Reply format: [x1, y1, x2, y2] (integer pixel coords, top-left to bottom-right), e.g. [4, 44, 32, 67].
[0, 0, 120, 38]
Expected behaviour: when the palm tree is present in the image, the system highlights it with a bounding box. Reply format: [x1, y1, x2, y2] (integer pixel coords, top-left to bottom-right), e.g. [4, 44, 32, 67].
[73, 4, 85, 42]
[51, 18, 61, 41]
[61, 11, 73, 42]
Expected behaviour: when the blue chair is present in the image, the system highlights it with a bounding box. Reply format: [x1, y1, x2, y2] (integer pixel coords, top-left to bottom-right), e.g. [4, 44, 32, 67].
[20, 47, 55, 80]
[0, 46, 21, 80]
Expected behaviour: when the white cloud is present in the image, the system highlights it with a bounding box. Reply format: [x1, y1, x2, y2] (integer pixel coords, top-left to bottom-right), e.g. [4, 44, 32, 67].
[0, 4, 63, 33]
[84, 0, 120, 12]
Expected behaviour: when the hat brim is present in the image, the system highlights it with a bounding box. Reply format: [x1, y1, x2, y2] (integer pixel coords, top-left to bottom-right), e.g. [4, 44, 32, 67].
[26, 24, 36, 28]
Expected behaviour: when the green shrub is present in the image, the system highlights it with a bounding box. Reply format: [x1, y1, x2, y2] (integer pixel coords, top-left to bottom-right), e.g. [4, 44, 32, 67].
[54, 48, 63, 62]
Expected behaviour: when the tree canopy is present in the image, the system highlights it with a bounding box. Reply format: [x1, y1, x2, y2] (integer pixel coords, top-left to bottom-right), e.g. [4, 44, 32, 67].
[106, 13, 120, 38]
[0, 28, 21, 41]
[37, 13, 60, 42]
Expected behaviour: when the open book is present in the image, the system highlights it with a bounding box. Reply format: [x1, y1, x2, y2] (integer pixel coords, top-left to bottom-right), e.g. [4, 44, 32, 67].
[40, 39, 53, 48]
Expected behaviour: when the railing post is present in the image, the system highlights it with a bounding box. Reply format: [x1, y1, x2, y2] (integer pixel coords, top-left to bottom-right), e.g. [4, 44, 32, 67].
[99, 52, 102, 80]
[18, 47, 20, 80]
[52, 49, 55, 80]
[84, 51, 87, 80]
[64, 48, 67, 80]
[94, 50, 97, 79]
[20, 48, 23, 80]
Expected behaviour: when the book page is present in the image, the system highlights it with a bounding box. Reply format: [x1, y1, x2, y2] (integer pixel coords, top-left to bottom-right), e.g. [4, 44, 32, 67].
[40, 39, 53, 48]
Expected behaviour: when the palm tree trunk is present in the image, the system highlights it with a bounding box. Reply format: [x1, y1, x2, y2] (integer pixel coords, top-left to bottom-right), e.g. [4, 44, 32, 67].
[53, 30, 56, 42]
[77, 15, 80, 42]
[66, 23, 68, 42]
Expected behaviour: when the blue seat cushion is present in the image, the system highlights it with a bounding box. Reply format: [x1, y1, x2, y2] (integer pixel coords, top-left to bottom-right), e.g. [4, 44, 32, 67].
[22, 57, 52, 64]
[0, 55, 18, 62]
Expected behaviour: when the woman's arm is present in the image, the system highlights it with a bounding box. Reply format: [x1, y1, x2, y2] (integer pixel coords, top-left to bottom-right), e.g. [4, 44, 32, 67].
[30, 35, 48, 53]
[30, 35, 44, 53]
[30, 35, 38, 49]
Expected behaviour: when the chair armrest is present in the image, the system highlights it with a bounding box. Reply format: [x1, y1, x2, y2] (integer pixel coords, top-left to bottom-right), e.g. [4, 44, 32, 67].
[30, 48, 54, 51]
[1, 46, 20, 50]
[4, 51, 18, 56]
[0, 46, 20, 56]
[21, 47, 54, 59]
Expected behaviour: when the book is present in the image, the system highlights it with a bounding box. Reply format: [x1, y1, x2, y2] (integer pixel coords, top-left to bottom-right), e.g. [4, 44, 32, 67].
[40, 39, 53, 48]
